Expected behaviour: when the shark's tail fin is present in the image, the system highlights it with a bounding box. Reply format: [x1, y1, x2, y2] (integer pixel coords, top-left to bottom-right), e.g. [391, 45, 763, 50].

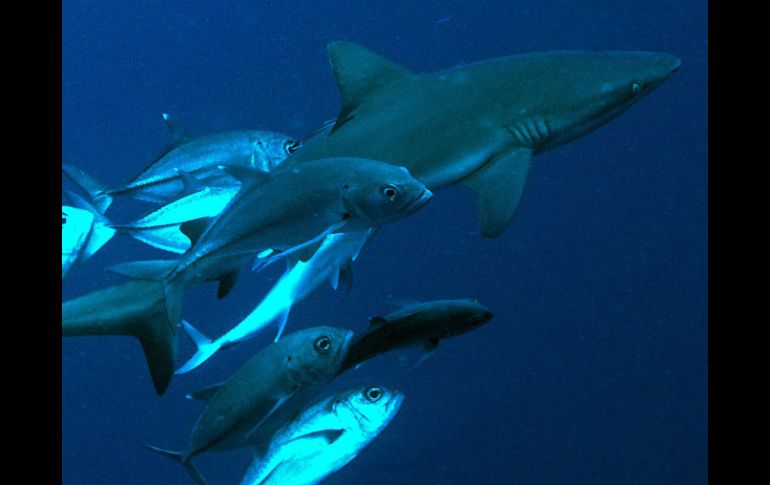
[108, 259, 186, 334]
[62, 279, 178, 395]
[140, 444, 208, 485]
[62, 164, 114, 214]
[175, 320, 223, 375]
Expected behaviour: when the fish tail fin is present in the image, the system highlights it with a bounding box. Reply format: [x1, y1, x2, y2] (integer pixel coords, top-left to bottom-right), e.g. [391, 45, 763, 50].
[62, 164, 114, 213]
[141, 444, 208, 485]
[175, 320, 222, 374]
[64, 189, 117, 258]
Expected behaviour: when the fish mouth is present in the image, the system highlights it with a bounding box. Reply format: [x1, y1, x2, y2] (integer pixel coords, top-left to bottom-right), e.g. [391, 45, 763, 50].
[406, 188, 433, 212]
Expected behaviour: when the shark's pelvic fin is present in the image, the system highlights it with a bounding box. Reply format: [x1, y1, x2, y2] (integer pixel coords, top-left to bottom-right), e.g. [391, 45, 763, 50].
[327, 41, 412, 133]
[462, 147, 533, 238]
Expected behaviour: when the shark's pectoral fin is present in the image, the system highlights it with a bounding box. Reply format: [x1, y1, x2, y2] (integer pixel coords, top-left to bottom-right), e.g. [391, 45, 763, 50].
[327, 41, 412, 134]
[463, 148, 533, 238]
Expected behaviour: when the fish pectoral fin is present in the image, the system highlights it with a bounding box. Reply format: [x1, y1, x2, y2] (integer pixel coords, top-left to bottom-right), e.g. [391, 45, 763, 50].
[332, 262, 354, 295]
[327, 41, 412, 134]
[186, 382, 224, 402]
[244, 394, 295, 442]
[285, 429, 346, 446]
[216, 270, 239, 299]
[462, 147, 533, 238]
[179, 217, 213, 246]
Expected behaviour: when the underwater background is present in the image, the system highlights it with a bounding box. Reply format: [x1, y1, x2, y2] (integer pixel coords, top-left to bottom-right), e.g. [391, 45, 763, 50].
[62, 0, 708, 484]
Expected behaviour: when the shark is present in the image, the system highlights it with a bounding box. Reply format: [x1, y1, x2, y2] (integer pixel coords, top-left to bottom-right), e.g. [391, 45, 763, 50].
[292, 41, 680, 237]
[228, 40, 681, 349]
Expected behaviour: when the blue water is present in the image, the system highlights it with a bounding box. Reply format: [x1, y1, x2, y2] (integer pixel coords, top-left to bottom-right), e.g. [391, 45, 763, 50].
[62, 1, 708, 483]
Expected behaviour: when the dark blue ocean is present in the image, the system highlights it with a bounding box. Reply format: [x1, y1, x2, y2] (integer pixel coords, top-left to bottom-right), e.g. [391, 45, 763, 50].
[62, 1, 708, 483]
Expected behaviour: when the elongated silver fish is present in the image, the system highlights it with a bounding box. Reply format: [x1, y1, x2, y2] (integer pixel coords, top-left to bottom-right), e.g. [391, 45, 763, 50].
[143, 326, 353, 484]
[63, 114, 296, 205]
[176, 229, 374, 374]
[241, 385, 404, 485]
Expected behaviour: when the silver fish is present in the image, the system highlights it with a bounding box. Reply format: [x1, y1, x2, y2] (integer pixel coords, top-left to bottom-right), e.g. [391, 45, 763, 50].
[241, 385, 404, 485]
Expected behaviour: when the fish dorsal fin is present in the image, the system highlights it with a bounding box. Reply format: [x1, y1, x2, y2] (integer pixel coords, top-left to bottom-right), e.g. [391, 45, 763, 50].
[180, 217, 213, 246]
[369, 316, 388, 327]
[462, 147, 533, 238]
[162, 113, 190, 149]
[186, 383, 224, 402]
[327, 41, 411, 133]
[174, 169, 204, 194]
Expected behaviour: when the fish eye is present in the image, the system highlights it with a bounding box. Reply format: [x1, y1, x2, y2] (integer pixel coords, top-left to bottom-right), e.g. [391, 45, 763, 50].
[632, 82, 643, 94]
[313, 336, 332, 354]
[364, 386, 383, 402]
[62, 213, 67, 225]
[382, 185, 399, 201]
[284, 140, 299, 155]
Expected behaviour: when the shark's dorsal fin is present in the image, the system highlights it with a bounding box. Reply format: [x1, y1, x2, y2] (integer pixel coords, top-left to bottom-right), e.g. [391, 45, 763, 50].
[162, 113, 190, 149]
[369, 316, 388, 327]
[180, 217, 213, 246]
[327, 41, 411, 133]
[462, 148, 533, 238]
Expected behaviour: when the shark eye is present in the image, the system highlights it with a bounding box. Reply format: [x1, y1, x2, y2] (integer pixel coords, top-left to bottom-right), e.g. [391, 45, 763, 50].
[284, 140, 299, 155]
[313, 336, 332, 354]
[382, 185, 399, 201]
[364, 386, 383, 402]
[632, 82, 643, 94]
[62, 213, 67, 225]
